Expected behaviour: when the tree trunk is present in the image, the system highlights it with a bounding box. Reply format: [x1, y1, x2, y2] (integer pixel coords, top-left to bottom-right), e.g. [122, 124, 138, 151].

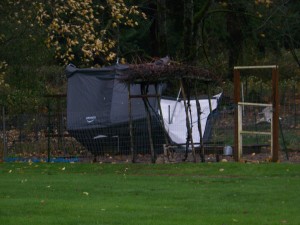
[192, 0, 212, 62]
[226, 1, 244, 79]
[183, 0, 212, 63]
[157, 0, 168, 56]
[183, 0, 194, 61]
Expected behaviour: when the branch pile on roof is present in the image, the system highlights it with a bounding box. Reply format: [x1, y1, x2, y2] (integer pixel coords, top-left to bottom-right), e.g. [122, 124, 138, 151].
[119, 57, 219, 84]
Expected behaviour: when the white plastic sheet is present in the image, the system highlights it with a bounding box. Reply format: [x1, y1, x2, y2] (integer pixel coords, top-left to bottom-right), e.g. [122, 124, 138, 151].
[160, 93, 222, 145]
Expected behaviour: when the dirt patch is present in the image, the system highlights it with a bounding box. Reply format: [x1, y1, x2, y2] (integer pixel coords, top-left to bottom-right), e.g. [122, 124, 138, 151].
[4, 148, 299, 164]
[90, 150, 300, 164]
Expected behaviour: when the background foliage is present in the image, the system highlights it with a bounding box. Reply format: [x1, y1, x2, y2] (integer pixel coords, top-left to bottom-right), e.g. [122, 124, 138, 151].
[0, 0, 299, 112]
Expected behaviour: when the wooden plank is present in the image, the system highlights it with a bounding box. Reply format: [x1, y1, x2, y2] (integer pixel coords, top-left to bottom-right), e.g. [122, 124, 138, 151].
[240, 131, 272, 136]
[238, 105, 243, 160]
[234, 65, 277, 69]
[238, 102, 272, 107]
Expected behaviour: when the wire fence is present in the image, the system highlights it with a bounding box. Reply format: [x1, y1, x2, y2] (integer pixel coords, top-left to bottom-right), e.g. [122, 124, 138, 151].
[0, 86, 299, 163]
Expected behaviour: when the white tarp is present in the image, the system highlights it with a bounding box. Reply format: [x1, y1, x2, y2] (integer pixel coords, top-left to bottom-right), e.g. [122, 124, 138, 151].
[160, 93, 222, 145]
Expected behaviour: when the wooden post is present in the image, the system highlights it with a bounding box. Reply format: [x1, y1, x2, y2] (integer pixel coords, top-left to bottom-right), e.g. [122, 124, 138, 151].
[206, 82, 219, 162]
[194, 85, 205, 162]
[237, 104, 243, 160]
[234, 69, 241, 161]
[140, 84, 156, 163]
[180, 79, 196, 162]
[272, 67, 279, 162]
[128, 85, 136, 163]
[155, 84, 169, 145]
[155, 84, 171, 162]
[142, 99, 156, 163]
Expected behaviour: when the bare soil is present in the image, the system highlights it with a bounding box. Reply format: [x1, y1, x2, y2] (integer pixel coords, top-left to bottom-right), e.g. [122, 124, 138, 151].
[90, 150, 300, 164]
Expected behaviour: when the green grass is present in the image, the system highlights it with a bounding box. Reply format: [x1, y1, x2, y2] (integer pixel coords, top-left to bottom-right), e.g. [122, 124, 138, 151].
[1, 162, 300, 225]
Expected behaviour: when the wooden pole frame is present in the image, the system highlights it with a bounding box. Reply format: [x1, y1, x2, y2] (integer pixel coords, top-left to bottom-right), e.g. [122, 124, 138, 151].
[128, 84, 136, 163]
[180, 79, 196, 162]
[233, 65, 279, 162]
[128, 83, 166, 163]
[140, 84, 156, 163]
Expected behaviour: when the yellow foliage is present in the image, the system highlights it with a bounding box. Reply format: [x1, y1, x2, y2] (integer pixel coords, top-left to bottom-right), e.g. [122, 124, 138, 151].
[35, 0, 146, 66]
[255, 0, 273, 7]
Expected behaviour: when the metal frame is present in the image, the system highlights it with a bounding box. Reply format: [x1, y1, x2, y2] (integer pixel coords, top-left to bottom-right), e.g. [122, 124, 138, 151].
[234, 65, 279, 162]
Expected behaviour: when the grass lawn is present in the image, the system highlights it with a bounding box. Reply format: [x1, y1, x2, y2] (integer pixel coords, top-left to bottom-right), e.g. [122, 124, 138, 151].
[0, 162, 300, 225]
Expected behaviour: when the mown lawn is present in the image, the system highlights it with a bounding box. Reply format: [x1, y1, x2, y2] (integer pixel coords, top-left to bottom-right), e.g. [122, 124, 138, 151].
[0, 162, 300, 225]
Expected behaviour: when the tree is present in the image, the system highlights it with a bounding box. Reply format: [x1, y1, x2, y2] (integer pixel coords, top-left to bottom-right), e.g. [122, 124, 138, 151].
[270, 0, 300, 67]
[36, 0, 147, 67]
[182, 0, 213, 63]
[0, 0, 60, 112]
[157, 0, 168, 56]
[146, 0, 168, 56]
[183, 0, 194, 61]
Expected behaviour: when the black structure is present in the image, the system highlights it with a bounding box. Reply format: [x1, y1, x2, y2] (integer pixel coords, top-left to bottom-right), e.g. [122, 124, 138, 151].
[65, 64, 164, 155]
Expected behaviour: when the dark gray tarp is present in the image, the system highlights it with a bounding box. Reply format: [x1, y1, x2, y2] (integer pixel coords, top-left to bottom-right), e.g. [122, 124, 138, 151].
[66, 64, 159, 130]
[66, 64, 164, 155]
[65, 62, 220, 155]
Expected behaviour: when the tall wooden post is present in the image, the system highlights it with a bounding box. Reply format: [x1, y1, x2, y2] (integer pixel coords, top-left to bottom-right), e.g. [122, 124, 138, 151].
[142, 97, 156, 163]
[234, 69, 241, 161]
[207, 82, 219, 161]
[155, 84, 169, 145]
[180, 79, 196, 162]
[272, 66, 279, 162]
[194, 85, 205, 162]
[128, 85, 136, 163]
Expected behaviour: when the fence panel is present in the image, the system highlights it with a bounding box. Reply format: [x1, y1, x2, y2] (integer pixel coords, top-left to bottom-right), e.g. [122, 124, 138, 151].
[1, 87, 299, 163]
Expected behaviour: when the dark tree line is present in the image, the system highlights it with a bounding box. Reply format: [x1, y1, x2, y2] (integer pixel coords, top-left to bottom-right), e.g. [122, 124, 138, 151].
[131, 0, 299, 78]
[0, 0, 299, 113]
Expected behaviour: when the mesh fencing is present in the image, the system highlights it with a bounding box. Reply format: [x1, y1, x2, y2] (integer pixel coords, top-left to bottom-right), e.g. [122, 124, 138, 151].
[0, 87, 299, 163]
